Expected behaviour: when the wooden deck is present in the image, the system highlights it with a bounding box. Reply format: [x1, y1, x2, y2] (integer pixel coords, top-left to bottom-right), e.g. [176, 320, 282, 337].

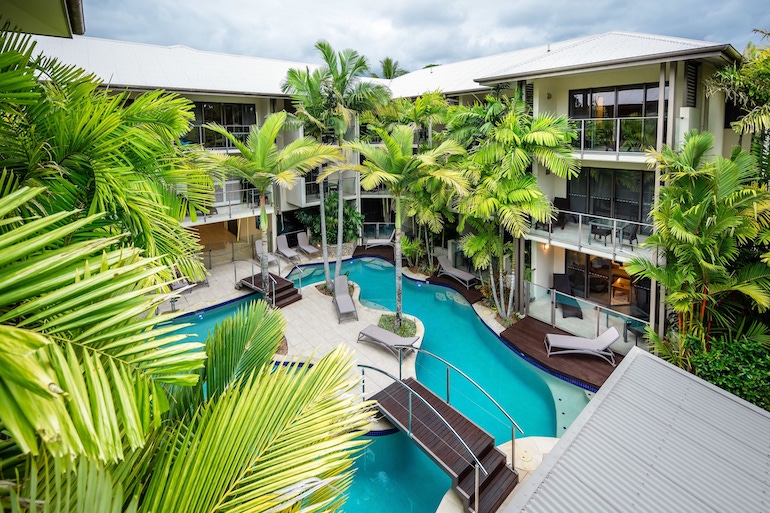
[352, 245, 484, 304]
[500, 316, 623, 390]
[372, 377, 518, 513]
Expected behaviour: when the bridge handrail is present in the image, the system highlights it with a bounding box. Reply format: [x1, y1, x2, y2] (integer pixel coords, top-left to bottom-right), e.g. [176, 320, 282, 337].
[358, 364, 489, 477]
[396, 347, 524, 436]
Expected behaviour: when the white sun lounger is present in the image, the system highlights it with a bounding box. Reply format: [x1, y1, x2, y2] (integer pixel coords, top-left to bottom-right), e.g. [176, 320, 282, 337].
[544, 326, 619, 366]
[277, 234, 301, 264]
[333, 275, 358, 323]
[436, 255, 478, 290]
[296, 232, 320, 259]
[364, 229, 395, 249]
[357, 324, 419, 355]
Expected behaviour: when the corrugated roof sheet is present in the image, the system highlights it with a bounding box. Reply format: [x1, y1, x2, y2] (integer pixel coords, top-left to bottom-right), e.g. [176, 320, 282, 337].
[29, 31, 735, 101]
[388, 31, 734, 98]
[31, 35, 319, 96]
[504, 347, 770, 513]
[479, 31, 734, 83]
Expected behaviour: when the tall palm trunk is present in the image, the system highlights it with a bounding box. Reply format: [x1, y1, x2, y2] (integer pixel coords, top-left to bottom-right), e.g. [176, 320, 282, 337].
[394, 196, 403, 330]
[335, 138, 345, 278]
[335, 171, 344, 278]
[259, 193, 270, 303]
[319, 177, 332, 290]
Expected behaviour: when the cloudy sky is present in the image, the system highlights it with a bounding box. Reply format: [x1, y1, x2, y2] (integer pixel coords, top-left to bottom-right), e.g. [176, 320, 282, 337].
[82, 0, 769, 73]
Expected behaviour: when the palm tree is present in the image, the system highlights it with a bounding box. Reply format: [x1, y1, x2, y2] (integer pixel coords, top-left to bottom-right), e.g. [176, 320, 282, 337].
[282, 66, 335, 289]
[454, 96, 579, 323]
[625, 130, 770, 369]
[284, 40, 391, 285]
[707, 29, 770, 136]
[205, 111, 341, 301]
[333, 124, 467, 329]
[1, 188, 372, 508]
[0, 30, 219, 283]
[371, 57, 408, 79]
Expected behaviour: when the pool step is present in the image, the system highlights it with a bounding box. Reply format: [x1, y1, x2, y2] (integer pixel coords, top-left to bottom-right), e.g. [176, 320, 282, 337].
[371, 377, 518, 513]
[236, 272, 302, 308]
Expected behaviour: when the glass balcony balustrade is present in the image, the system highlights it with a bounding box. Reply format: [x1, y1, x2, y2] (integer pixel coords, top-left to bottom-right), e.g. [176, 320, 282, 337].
[572, 117, 659, 153]
[530, 210, 654, 261]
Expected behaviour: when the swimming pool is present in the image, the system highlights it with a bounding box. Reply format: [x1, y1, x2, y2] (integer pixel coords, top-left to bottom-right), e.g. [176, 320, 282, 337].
[174, 257, 588, 512]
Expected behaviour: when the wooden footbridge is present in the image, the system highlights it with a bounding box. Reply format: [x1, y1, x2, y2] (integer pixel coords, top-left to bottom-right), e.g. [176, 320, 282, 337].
[362, 350, 523, 513]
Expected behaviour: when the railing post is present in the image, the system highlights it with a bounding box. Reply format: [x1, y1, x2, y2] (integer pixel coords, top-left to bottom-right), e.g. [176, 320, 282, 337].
[446, 366, 451, 404]
[511, 426, 516, 466]
[233, 261, 237, 285]
[407, 393, 412, 437]
[474, 464, 480, 513]
[361, 368, 365, 395]
[398, 349, 403, 381]
[551, 290, 556, 327]
[595, 305, 601, 337]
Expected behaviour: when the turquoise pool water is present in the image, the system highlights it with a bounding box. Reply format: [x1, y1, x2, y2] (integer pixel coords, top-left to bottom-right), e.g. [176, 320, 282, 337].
[289, 258, 557, 441]
[350, 431, 451, 513]
[173, 257, 584, 513]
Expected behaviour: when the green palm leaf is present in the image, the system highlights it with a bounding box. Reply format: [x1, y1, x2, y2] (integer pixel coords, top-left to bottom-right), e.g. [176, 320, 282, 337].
[140, 346, 373, 513]
[0, 187, 204, 460]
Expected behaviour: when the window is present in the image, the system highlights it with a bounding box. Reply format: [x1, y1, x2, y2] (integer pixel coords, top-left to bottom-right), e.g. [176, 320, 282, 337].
[570, 83, 668, 152]
[184, 102, 259, 148]
[567, 167, 654, 224]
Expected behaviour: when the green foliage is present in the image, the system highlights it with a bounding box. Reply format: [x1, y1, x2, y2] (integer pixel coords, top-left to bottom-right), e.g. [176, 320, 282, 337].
[626, 131, 770, 362]
[0, 29, 220, 282]
[378, 314, 417, 338]
[295, 191, 363, 244]
[400, 235, 424, 267]
[691, 334, 770, 410]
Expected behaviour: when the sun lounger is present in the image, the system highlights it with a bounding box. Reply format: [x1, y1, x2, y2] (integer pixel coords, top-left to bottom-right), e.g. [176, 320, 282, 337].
[436, 254, 478, 289]
[332, 275, 358, 323]
[544, 327, 619, 366]
[296, 232, 320, 259]
[364, 229, 395, 249]
[254, 240, 280, 273]
[276, 234, 301, 264]
[357, 324, 419, 355]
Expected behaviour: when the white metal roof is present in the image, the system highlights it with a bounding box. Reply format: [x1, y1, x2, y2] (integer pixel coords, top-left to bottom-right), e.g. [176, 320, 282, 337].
[30, 31, 738, 101]
[477, 31, 738, 84]
[31, 35, 318, 97]
[388, 31, 737, 98]
[504, 347, 770, 513]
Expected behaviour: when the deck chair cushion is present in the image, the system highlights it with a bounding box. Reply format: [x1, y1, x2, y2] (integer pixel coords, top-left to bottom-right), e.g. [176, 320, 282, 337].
[332, 275, 358, 323]
[436, 255, 477, 289]
[365, 230, 395, 249]
[544, 327, 619, 366]
[277, 234, 301, 263]
[357, 325, 419, 355]
[296, 232, 320, 257]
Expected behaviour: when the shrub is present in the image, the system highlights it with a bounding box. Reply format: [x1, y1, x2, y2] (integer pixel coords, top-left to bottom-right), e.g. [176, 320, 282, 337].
[294, 192, 364, 244]
[378, 314, 417, 338]
[691, 335, 770, 411]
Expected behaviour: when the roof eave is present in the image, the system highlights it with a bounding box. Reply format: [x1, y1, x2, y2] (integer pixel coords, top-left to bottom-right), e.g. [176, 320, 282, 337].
[476, 44, 741, 86]
[97, 83, 291, 99]
[65, 0, 85, 35]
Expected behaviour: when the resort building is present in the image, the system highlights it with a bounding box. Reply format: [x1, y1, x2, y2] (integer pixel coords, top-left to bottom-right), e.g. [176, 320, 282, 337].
[30, 30, 742, 337]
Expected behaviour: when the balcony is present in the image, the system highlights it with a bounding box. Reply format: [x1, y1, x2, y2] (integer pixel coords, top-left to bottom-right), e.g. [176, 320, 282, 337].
[529, 210, 655, 263]
[182, 124, 253, 150]
[286, 175, 359, 208]
[181, 184, 271, 228]
[524, 280, 650, 350]
[572, 117, 659, 157]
